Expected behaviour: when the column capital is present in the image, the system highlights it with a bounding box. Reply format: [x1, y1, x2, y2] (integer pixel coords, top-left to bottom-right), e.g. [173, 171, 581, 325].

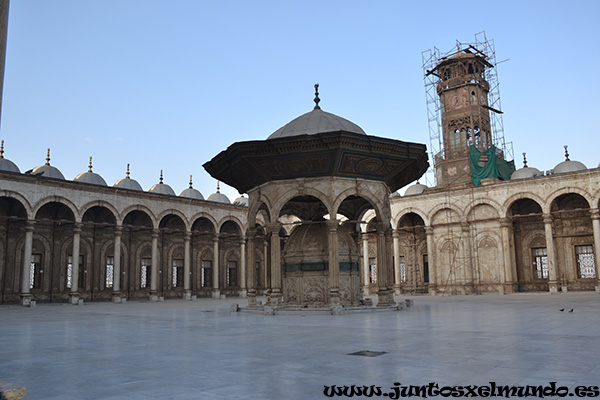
[184, 231, 192, 241]
[326, 219, 339, 231]
[590, 208, 600, 220]
[264, 222, 282, 235]
[392, 230, 400, 239]
[114, 225, 123, 236]
[498, 217, 511, 228]
[461, 221, 470, 232]
[246, 227, 258, 238]
[25, 220, 36, 231]
[151, 229, 160, 239]
[425, 226, 434, 235]
[73, 222, 83, 233]
[542, 213, 553, 225]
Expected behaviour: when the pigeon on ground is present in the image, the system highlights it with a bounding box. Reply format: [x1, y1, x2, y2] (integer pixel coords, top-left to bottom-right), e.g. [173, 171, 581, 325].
[559, 308, 564, 312]
[569, 309, 574, 313]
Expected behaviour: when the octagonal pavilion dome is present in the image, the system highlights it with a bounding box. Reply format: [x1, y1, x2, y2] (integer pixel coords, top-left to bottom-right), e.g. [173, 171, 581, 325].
[268, 84, 365, 139]
[113, 164, 143, 191]
[0, 141, 20, 173]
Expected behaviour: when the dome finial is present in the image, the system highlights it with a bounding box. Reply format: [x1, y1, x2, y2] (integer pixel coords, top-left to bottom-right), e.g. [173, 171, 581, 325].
[216, 181, 220, 193]
[522, 152, 528, 168]
[564, 145, 570, 161]
[0, 140, 4, 159]
[88, 156, 93, 172]
[313, 83, 321, 110]
[126, 164, 131, 179]
[45, 149, 51, 166]
[159, 170, 164, 184]
[189, 175, 193, 189]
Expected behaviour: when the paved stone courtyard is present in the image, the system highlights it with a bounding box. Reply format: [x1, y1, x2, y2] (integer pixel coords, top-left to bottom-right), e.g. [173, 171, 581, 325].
[1, 293, 599, 399]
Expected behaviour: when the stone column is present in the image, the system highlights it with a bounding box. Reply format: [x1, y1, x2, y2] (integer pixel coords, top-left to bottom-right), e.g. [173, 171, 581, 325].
[327, 219, 340, 306]
[246, 228, 257, 307]
[499, 218, 514, 293]
[212, 236, 220, 299]
[20, 221, 35, 306]
[239, 238, 247, 297]
[543, 214, 558, 293]
[589, 209, 600, 292]
[392, 230, 401, 294]
[461, 222, 474, 294]
[111, 225, 122, 302]
[266, 223, 282, 304]
[361, 233, 370, 295]
[425, 226, 436, 295]
[183, 231, 191, 300]
[263, 238, 269, 291]
[69, 223, 82, 304]
[150, 229, 159, 301]
[376, 224, 394, 306]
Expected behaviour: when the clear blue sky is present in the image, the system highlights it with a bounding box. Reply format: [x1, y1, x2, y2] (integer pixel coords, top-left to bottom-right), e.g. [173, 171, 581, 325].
[2, 1, 599, 201]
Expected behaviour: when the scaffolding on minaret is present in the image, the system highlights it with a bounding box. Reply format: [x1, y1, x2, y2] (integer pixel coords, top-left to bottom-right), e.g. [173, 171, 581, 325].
[422, 31, 513, 186]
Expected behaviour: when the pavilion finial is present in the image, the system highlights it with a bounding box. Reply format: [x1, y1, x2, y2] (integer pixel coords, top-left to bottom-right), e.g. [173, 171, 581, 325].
[313, 83, 321, 110]
[216, 181, 220, 193]
[522, 152, 528, 168]
[564, 145, 570, 161]
[189, 175, 193, 189]
[159, 170, 164, 184]
[0, 140, 4, 159]
[126, 164, 130, 179]
[88, 156, 93, 172]
[45, 149, 51, 166]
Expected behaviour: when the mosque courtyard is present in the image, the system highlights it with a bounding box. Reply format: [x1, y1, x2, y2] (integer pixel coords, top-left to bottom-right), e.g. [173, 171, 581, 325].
[1, 293, 599, 399]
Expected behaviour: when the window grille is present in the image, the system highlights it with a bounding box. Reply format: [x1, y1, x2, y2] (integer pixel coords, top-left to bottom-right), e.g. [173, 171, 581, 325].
[30, 253, 42, 289]
[172, 259, 184, 288]
[106, 256, 114, 288]
[141, 257, 151, 288]
[369, 257, 377, 283]
[399, 255, 406, 283]
[227, 261, 237, 287]
[201, 260, 212, 287]
[532, 247, 548, 279]
[576, 245, 596, 279]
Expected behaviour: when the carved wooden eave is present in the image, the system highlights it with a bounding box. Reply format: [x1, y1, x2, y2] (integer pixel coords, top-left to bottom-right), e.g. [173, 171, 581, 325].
[203, 131, 429, 194]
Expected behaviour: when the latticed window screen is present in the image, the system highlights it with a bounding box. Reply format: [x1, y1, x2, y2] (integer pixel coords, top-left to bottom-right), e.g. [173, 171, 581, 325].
[201, 260, 212, 287]
[30, 253, 42, 289]
[532, 247, 548, 279]
[576, 245, 596, 279]
[399, 256, 406, 283]
[227, 261, 237, 287]
[172, 259, 184, 288]
[141, 258, 151, 288]
[369, 257, 377, 283]
[106, 256, 114, 288]
[66, 255, 85, 289]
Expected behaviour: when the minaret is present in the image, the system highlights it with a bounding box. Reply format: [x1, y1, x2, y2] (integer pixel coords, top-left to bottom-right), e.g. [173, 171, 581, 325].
[429, 47, 496, 185]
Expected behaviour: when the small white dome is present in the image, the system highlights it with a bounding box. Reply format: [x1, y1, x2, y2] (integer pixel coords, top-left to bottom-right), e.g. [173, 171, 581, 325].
[511, 166, 542, 180]
[113, 164, 143, 191]
[148, 171, 175, 196]
[233, 195, 248, 206]
[554, 147, 587, 174]
[179, 176, 204, 200]
[404, 182, 427, 196]
[0, 141, 20, 173]
[75, 171, 107, 185]
[180, 187, 204, 200]
[31, 149, 64, 179]
[74, 157, 107, 186]
[554, 160, 586, 174]
[207, 182, 230, 204]
[114, 177, 143, 191]
[207, 192, 230, 204]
